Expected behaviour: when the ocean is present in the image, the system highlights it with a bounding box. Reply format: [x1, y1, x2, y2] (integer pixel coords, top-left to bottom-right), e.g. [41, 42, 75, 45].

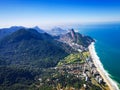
[77, 23, 120, 89]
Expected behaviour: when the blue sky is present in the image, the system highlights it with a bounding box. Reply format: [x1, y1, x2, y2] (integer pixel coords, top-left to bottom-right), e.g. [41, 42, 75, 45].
[0, 0, 120, 28]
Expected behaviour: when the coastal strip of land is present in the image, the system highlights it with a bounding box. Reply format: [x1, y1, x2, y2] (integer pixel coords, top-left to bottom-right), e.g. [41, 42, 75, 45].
[88, 42, 119, 90]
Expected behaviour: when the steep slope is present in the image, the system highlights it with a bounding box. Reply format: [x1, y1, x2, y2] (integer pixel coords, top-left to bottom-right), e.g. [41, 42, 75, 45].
[59, 29, 94, 47]
[0, 27, 95, 90]
[0, 28, 73, 68]
[0, 26, 45, 40]
[0, 26, 24, 40]
[33, 26, 45, 33]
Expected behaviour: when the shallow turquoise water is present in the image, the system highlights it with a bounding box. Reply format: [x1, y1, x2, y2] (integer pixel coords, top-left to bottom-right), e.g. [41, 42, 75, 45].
[77, 24, 120, 86]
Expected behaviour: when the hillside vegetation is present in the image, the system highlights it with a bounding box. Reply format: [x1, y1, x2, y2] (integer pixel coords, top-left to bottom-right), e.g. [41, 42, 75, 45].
[58, 53, 85, 66]
[0, 27, 95, 90]
[0, 29, 74, 68]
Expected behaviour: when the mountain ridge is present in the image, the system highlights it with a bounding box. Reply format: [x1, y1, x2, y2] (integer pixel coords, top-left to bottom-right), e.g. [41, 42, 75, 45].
[0, 26, 95, 90]
[0, 28, 75, 68]
[58, 29, 94, 48]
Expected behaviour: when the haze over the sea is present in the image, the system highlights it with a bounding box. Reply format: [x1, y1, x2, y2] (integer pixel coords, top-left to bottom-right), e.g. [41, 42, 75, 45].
[0, 0, 120, 28]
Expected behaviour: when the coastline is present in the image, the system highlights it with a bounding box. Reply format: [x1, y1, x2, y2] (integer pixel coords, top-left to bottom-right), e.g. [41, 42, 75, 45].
[88, 42, 119, 90]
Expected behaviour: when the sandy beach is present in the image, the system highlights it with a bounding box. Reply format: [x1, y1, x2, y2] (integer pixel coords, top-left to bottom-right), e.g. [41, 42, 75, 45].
[88, 42, 119, 90]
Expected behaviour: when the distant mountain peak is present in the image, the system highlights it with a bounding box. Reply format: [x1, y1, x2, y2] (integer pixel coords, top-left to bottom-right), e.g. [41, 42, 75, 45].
[70, 28, 75, 32]
[47, 27, 68, 36]
[69, 28, 76, 40]
[0, 26, 25, 40]
[10, 26, 25, 29]
[58, 28, 94, 47]
[34, 26, 40, 30]
[33, 26, 45, 33]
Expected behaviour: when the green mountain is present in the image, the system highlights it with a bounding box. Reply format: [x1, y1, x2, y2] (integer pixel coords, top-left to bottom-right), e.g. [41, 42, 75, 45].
[0, 27, 94, 90]
[0, 28, 74, 68]
[0, 26, 24, 40]
[59, 29, 94, 47]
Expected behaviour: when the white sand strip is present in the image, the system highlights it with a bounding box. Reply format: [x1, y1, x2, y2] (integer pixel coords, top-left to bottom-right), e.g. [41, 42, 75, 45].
[88, 42, 119, 90]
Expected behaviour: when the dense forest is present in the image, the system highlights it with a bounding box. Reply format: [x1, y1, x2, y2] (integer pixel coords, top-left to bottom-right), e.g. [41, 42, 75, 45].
[0, 28, 97, 90]
[0, 29, 75, 68]
[0, 28, 75, 90]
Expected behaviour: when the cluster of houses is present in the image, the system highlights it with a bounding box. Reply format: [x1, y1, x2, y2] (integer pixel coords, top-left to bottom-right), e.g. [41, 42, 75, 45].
[55, 63, 84, 77]
[37, 39, 105, 89]
[52, 51, 105, 87]
[86, 56, 105, 85]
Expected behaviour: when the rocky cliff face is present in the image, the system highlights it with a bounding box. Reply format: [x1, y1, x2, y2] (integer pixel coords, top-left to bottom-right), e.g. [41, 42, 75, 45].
[70, 29, 76, 41]
[58, 29, 94, 48]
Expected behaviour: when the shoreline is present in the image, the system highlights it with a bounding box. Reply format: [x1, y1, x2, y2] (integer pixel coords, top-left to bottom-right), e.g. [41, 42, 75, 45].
[88, 42, 119, 90]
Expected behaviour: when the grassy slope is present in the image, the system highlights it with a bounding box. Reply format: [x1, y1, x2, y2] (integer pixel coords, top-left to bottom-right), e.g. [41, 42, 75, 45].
[57, 52, 89, 66]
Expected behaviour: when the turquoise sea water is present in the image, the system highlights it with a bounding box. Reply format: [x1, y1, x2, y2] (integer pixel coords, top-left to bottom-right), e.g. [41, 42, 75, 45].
[77, 24, 120, 87]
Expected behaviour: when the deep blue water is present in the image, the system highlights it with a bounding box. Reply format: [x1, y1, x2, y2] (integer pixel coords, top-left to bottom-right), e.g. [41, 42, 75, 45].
[77, 24, 120, 86]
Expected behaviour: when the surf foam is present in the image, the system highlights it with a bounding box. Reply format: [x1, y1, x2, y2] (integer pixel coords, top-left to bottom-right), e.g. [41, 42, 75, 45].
[89, 42, 119, 90]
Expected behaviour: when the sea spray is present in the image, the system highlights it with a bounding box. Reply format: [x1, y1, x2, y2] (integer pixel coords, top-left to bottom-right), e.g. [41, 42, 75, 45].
[89, 42, 119, 90]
